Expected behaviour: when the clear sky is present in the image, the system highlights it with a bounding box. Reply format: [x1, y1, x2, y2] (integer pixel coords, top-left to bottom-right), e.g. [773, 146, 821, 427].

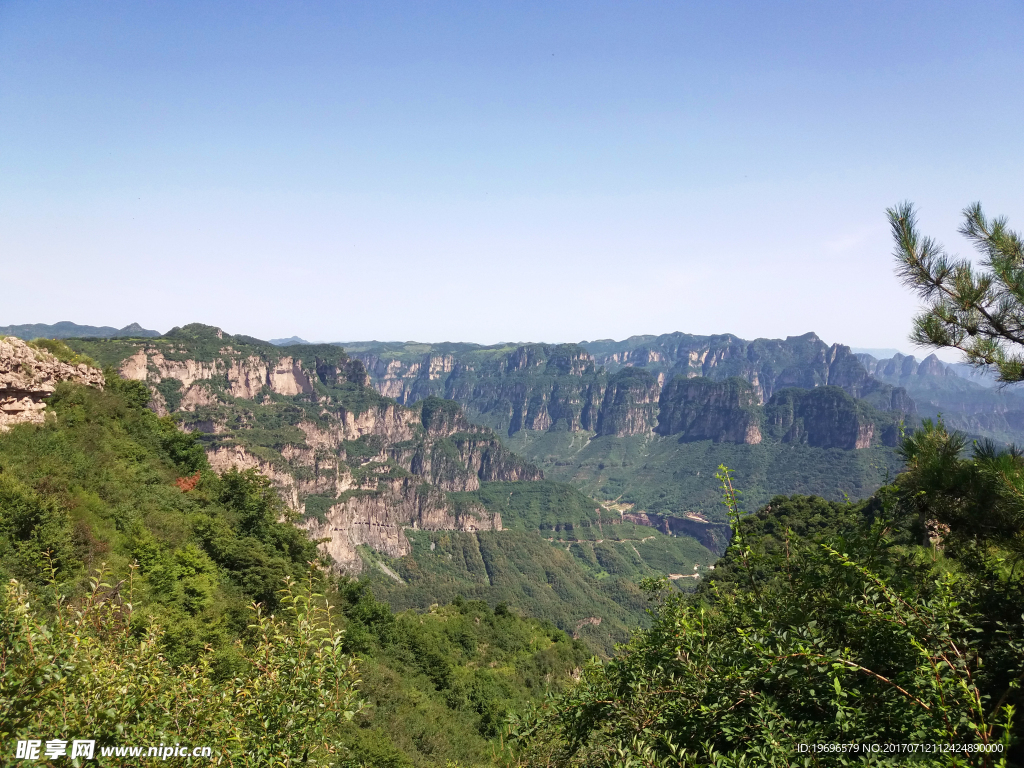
[2, 2, 1022, 356]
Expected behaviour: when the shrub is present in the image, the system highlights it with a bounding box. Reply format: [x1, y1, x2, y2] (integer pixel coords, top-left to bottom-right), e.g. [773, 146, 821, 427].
[0, 566, 362, 766]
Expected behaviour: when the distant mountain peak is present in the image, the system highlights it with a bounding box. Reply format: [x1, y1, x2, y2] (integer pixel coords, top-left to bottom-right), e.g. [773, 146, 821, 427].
[270, 336, 311, 346]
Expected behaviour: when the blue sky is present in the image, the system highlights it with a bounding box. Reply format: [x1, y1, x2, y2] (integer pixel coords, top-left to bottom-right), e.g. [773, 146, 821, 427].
[1, 1, 1022, 355]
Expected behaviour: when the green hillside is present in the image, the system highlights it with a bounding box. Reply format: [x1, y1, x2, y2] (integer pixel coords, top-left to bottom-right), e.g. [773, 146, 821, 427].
[0, 377, 589, 766]
[502, 428, 904, 523]
[364, 480, 717, 654]
[511, 445, 1024, 765]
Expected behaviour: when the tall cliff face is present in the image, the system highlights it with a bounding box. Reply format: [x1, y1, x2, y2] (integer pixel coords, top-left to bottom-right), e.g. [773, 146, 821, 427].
[583, 331, 910, 410]
[0, 337, 105, 431]
[394, 397, 543, 491]
[764, 387, 899, 449]
[347, 332, 915, 445]
[656, 377, 763, 444]
[595, 368, 661, 436]
[65, 324, 541, 573]
[301, 478, 502, 573]
[857, 352, 954, 380]
[442, 344, 607, 435]
[645, 377, 902, 449]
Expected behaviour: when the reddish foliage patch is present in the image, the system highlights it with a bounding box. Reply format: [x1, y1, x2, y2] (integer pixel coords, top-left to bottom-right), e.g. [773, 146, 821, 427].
[175, 472, 201, 492]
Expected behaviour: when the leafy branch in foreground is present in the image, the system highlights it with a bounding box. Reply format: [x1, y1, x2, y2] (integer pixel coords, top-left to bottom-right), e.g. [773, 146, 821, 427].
[889, 201, 1024, 382]
[0, 564, 362, 767]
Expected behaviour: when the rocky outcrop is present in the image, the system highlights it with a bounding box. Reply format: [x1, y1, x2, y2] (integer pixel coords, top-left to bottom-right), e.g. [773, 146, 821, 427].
[616, 507, 732, 555]
[595, 367, 661, 436]
[396, 397, 543, 490]
[656, 377, 763, 444]
[179, 383, 219, 411]
[227, 357, 270, 398]
[64, 325, 540, 573]
[586, 332, 915, 413]
[652, 376, 899, 450]
[116, 325, 368, 406]
[402, 432, 543, 491]
[206, 440, 355, 509]
[354, 344, 606, 436]
[764, 387, 898, 449]
[446, 344, 605, 435]
[857, 352, 954, 380]
[0, 337, 105, 431]
[121, 349, 313, 401]
[301, 478, 502, 573]
[853, 351, 1024, 444]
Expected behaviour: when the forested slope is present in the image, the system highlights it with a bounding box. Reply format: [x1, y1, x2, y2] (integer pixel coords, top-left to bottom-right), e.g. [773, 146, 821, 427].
[0, 373, 589, 766]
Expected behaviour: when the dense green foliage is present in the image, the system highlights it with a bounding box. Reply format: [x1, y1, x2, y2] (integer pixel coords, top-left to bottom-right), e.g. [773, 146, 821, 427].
[367, 529, 645, 655]
[0, 375, 321, 664]
[3, 570, 361, 766]
[335, 581, 590, 762]
[23, 337, 99, 367]
[508, 429, 1024, 766]
[0, 380, 594, 766]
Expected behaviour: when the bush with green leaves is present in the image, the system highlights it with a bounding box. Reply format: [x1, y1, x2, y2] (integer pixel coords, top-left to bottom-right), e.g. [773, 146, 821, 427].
[1, 566, 361, 766]
[507, 466, 1022, 767]
[25, 337, 98, 368]
[890, 202, 1024, 383]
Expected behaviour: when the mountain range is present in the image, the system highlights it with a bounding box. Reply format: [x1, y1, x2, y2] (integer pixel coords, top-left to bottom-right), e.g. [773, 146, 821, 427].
[57, 324, 703, 651]
[0, 320, 161, 339]
[857, 351, 1024, 445]
[10, 319, 1023, 651]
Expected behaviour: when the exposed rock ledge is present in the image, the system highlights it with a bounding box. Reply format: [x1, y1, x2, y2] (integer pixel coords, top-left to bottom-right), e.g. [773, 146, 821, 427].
[0, 337, 105, 431]
[207, 442, 502, 574]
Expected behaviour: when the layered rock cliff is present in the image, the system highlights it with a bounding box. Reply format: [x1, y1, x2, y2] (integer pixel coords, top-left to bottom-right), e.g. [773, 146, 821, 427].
[584, 331, 911, 411]
[65, 324, 542, 573]
[0, 337, 105, 431]
[595, 367, 661, 437]
[656, 377, 763, 444]
[764, 387, 900, 449]
[857, 352, 954, 381]
[347, 332, 915, 445]
[652, 375, 899, 449]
